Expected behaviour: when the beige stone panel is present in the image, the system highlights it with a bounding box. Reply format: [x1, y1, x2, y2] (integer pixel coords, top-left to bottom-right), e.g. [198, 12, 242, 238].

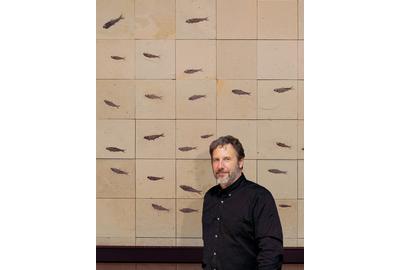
[97, 159, 135, 198]
[257, 80, 298, 119]
[136, 120, 175, 158]
[298, 41, 304, 79]
[176, 120, 216, 159]
[298, 160, 304, 199]
[135, 40, 175, 79]
[176, 80, 216, 119]
[257, 120, 298, 159]
[298, 120, 304, 159]
[136, 159, 175, 198]
[298, 239, 304, 247]
[276, 199, 298, 238]
[136, 264, 176, 270]
[258, 0, 298, 39]
[217, 120, 257, 159]
[134, 0, 175, 39]
[176, 0, 216, 39]
[176, 238, 203, 247]
[97, 120, 135, 158]
[135, 238, 176, 246]
[243, 159, 257, 183]
[177, 263, 203, 270]
[176, 160, 216, 198]
[136, 199, 175, 237]
[257, 40, 298, 79]
[217, 41, 257, 79]
[177, 199, 203, 237]
[96, 199, 135, 242]
[217, 0, 257, 39]
[258, 160, 297, 199]
[97, 0, 135, 39]
[284, 238, 298, 247]
[298, 0, 304, 39]
[135, 80, 175, 119]
[97, 80, 135, 119]
[97, 263, 136, 270]
[298, 199, 304, 238]
[96, 40, 135, 79]
[96, 236, 135, 246]
[216, 80, 257, 119]
[298, 80, 304, 119]
[176, 40, 216, 80]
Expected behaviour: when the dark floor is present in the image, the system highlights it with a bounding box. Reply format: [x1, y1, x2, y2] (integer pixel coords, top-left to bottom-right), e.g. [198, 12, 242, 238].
[97, 263, 304, 270]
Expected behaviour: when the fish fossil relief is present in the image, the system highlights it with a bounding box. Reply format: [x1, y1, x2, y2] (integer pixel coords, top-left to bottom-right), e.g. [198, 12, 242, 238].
[273, 87, 292, 93]
[110, 167, 128, 175]
[184, 68, 202, 74]
[268, 169, 287, 174]
[144, 133, 164, 141]
[278, 204, 292, 208]
[151, 203, 169, 211]
[103, 99, 120, 108]
[180, 208, 198, 213]
[178, 146, 197, 152]
[105, 146, 125, 152]
[143, 52, 160, 59]
[110, 55, 125, 60]
[103, 14, 124, 29]
[188, 94, 206, 101]
[200, 134, 213, 139]
[179, 185, 202, 194]
[145, 94, 162, 100]
[276, 142, 291, 148]
[185, 17, 208, 24]
[147, 176, 164, 181]
[232, 89, 251, 95]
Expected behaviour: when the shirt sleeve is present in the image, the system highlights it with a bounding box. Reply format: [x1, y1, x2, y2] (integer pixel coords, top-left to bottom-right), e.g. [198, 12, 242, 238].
[253, 189, 284, 270]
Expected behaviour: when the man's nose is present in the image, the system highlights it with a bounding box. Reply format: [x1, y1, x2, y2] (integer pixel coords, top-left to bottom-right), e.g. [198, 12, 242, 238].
[217, 161, 224, 170]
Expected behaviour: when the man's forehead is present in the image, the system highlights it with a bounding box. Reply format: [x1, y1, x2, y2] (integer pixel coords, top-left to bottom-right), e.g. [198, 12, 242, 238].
[213, 144, 237, 155]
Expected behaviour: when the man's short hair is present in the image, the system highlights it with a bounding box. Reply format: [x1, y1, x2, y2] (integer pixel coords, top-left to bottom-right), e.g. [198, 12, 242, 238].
[209, 135, 245, 160]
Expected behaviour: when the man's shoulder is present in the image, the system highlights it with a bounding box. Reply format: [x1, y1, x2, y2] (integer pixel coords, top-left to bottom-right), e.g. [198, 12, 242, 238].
[243, 179, 274, 198]
[204, 184, 219, 197]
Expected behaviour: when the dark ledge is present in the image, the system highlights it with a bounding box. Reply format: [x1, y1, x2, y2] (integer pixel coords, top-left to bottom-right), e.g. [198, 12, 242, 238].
[97, 246, 303, 264]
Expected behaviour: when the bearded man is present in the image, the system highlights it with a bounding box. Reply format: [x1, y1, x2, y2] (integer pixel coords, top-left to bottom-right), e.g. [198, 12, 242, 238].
[202, 135, 283, 270]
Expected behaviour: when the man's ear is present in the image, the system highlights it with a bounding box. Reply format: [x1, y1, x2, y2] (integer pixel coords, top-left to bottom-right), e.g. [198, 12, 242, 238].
[239, 158, 244, 170]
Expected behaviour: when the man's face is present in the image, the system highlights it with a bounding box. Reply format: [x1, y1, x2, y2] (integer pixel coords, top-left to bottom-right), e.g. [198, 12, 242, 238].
[211, 144, 244, 189]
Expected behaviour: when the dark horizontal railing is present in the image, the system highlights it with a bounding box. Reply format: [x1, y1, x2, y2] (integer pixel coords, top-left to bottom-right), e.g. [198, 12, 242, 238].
[97, 246, 303, 264]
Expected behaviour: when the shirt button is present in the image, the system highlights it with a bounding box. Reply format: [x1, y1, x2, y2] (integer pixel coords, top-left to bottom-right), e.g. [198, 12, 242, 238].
[217, 217, 220, 221]
[213, 252, 216, 256]
[215, 234, 218, 238]
[228, 193, 231, 197]
[221, 200, 224, 204]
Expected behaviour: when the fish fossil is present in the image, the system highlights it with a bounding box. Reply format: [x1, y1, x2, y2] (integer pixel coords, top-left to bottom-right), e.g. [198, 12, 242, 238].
[180, 208, 198, 213]
[200, 134, 213, 139]
[110, 55, 125, 60]
[152, 203, 169, 211]
[278, 204, 292, 208]
[144, 133, 164, 141]
[276, 142, 291, 148]
[103, 99, 120, 108]
[273, 87, 292, 93]
[147, 176, 164, 181]
[178, 146, 197, 152]
[232, 89, 251, 95]
[143, 52, 160, 59]
[185, 17, 208, 24]
[179, 185, 202, 194]
[105, 147, 125, 152]
[184, 68, 202, 74]
[188, 94, 206, 101]
[110, 167, 128, 175]
[103, 14, 124, 29]
[268, 169, 287, 174]
[145, 94, 162, 100]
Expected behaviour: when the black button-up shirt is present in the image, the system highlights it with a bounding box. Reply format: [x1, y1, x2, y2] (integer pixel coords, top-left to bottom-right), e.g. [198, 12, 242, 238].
[202, 173, 283, 270]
